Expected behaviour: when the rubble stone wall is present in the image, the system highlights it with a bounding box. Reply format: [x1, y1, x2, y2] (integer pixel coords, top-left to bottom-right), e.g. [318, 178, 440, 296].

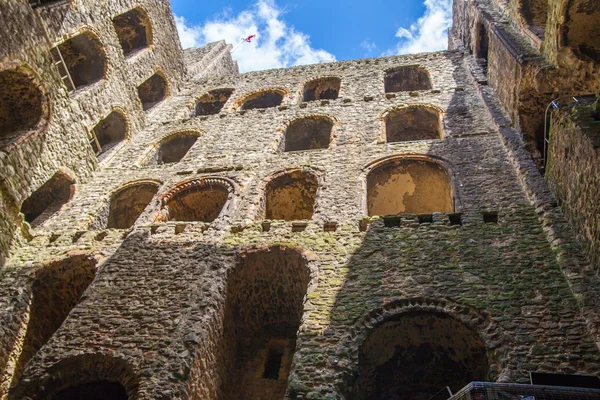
[1, 50, 599, 399]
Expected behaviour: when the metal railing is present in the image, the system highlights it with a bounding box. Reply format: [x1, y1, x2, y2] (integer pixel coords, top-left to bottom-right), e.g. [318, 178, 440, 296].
[450, 382, 600, 400]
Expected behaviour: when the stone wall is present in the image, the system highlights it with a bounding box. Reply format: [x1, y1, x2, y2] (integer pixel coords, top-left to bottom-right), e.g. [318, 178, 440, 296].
[1, 48, 599, 399]
[450, 0, 599, 158]
[546, 102, 600, 270]
[0, 0, 187, 264]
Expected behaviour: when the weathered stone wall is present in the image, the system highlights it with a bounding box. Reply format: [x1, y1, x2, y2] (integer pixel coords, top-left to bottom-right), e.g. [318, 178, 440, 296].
[184, 41, 239, 79]
[1, 48, 599, 400]
[546, 103, 600, 270]
[0, 0, 187, 263]
[450, 0, 599, 157]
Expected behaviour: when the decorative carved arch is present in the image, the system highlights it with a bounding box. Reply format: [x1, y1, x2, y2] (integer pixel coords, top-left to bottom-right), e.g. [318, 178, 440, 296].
[157, 177, 235, 223]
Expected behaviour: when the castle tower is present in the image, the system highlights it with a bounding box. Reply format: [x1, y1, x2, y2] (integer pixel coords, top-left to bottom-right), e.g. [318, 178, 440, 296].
[0, 0, 599, 399]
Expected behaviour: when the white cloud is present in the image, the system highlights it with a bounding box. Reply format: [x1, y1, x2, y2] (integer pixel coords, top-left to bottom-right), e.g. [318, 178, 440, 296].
[174, 0, 336, 73]
[360, 40, 377, 55]
[387, 0, 452, 55]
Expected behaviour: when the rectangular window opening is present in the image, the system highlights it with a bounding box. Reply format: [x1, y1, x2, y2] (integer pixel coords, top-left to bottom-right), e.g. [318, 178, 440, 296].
[383, 216, 401, 228]
[418, 214, 433, 224]
[483, 211, 499, 224]
[448, 213, 463, 226]
[263, 346, 283, 380]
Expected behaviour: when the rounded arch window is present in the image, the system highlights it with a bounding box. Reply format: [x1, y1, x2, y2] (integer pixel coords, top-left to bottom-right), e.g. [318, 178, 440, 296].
[564, 1, 600, 63]
[220, 246, 311, 399]
[284, 116, 333, 151]
[145, 132, 200, 166]
[302, 77, 340, 101]
[264, 170, 318, 221]
[240, 90, 284, 110]
[21, 170, 75, 228]
[385, 106, 442, 143]
[57, 32, 107, 89]
[91, 182, 159, 230]
[366, 157, 453, 216]
[10, 255, 97, 388]
[352, 311, 488, 399]
[519, 0, 548, 40]
[90, 111, 128, 160]
[195, 88, 234, 116]
[113, 7, 153, 57]
[137, 73, 168, 111]
[161, 179, 232, 223]
[0, 67, 45, 146]
[384, 66, 432, 93]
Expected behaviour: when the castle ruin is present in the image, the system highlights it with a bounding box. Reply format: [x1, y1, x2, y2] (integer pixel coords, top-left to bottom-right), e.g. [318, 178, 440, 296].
[0, 0, 599, 399]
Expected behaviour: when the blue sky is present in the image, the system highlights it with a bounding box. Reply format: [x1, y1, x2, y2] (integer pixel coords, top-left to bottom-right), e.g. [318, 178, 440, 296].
[172, 0, 453, 72]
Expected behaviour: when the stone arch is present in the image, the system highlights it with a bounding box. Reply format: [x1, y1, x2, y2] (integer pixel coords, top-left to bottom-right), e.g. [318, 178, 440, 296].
[220, 245, 313, 400]
[92, 181, 160, 230]
[384, 66, 432, 93]
[0, 63, 49, 147]
[57, 31, 107, 89]
[144, 131, 201, 165]
[365, 156, 454, 216]
[112, 7, 153, 57]
[137, 72, 168, 111]
[20, 169, 76, 228]
[284, 115, 334, 151]
[519, 0, 548, 40]
[342, 298, 492, 400]
[263, 169, 319, 221]
[195, 88, 234, 116]
[564, 0, 600, 63]
[91, 110, 129, 160]
[384, 105, 443, 143]
[159, 178, 234, 223]
[13, 354, 139, 400]
[238, 89, 286, 110]
[302, 77, 341, 101]
[9, 255, 97, 389]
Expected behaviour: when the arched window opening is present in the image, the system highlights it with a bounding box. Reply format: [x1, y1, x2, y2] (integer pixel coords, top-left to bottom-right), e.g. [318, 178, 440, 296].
[302, 77, 341, 101]
[384, 67, 432, 93]
[90, 111, 127, 161]
[352, 312, 488, 400]
[112, 8, 152, 57]
[265, 171, 318, 221]
[11, 256, 96, 387]
[196, 89, 234, 116]
[147, 133, 199, 165]
[386, 107, 442, 142]
[285, 117, 333, 151]
[367, 158, 453, 216]
[56, 32, 106, 89]
[241, 91, 283, 110]
[20, 171, 75, 228]
[162, 180, 230, 222]
[0, 68, 43, 144]
[137, 73, 167, 111]
[565, 1, 600, 63]
[221, 247, 310, 400]
[53, 381, 128, 400]
[520, 0, 548, 39]
[92, 183, 158, 230]
[476, 23, 490, 73]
